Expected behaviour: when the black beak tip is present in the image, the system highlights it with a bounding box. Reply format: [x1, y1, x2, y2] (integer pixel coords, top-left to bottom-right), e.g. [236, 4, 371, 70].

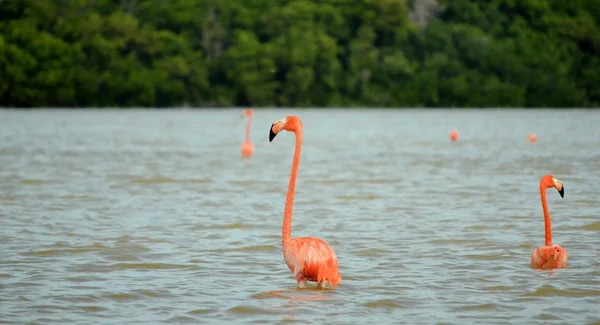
[559, 186, 564, 198]
[269, 124, 276, 142]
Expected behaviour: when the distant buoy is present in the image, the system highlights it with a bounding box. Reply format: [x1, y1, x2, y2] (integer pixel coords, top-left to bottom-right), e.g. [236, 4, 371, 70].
[528, 133, 537, 143]
[449, 130, 459, 142]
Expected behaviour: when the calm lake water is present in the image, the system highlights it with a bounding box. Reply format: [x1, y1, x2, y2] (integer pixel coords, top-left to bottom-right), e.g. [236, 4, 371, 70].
[1, 109, 599, 325]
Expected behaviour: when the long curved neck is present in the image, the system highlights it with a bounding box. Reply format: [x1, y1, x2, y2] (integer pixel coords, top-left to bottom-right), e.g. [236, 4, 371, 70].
[245, 116, 252, 143]
[540, 185, 552, 246]
[282, 129, 301, 245]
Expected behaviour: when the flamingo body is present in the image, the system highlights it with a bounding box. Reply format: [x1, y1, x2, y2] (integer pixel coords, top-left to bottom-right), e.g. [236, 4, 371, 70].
[531, 244, 568, 269]
[241, 142, 255, 157]
[284, 237, 341, 289]
[269, 116, 342, 290]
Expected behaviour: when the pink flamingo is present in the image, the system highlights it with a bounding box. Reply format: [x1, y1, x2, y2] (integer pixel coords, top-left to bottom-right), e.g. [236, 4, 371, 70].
[530, 174, 567, 269]
[269, 116, 342, 289]
[240, 109, 255, 157]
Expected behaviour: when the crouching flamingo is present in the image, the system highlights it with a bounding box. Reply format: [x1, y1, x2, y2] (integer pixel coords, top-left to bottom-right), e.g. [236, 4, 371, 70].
[530, 174, 567, 269]
[269, 116, 342, 289]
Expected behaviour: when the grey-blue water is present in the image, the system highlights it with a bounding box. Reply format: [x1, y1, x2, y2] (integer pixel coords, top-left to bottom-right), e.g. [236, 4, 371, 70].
[1, 109, 599, 325]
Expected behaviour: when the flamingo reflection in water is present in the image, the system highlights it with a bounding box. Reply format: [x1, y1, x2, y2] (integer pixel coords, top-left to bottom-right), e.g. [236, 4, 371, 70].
[253, 288, 334, 321]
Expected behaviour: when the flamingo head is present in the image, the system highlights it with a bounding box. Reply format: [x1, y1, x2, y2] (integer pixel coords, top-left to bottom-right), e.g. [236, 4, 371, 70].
[269, 116, 302, 142]
[240, 109, 253, 118]
[542, 174, 564, 198]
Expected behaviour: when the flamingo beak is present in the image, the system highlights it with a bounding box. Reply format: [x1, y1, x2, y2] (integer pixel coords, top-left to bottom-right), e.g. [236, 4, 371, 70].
[553, 177, 564, 198]
[269, 118, 287, 142]
[269, 123, 277, 142]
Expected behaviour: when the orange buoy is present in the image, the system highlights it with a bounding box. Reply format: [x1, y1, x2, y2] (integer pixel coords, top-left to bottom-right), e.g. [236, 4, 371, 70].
[449, 129, 459, 142]
[528, 133, 537, 143]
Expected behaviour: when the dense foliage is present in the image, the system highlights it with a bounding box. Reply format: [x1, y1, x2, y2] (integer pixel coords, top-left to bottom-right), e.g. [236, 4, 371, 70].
[1, 0, 598, 107]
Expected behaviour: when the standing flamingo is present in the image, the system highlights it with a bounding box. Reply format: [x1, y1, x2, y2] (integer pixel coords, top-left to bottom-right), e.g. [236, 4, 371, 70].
[240, 109, 255, 157]
[269, 116, 342, 290]
[530, 174, 567, 269]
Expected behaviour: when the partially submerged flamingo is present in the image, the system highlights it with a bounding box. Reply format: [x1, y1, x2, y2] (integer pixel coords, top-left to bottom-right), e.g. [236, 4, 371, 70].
[530, 174, 567, 269]
[269, 116, 342, 289]
[240, 109, 255, 157]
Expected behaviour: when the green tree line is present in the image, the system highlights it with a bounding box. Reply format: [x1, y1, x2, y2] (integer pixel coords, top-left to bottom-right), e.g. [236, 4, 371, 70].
[0, 0, 599, 108]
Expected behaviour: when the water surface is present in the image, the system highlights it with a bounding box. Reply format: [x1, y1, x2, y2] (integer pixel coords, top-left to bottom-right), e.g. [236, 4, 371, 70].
[1, 109, 599, 324]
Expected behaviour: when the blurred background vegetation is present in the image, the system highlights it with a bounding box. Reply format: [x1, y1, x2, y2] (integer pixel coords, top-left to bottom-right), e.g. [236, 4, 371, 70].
[1, 0, 599, 108]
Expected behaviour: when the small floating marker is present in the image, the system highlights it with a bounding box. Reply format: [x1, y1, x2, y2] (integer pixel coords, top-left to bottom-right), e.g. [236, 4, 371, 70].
[528, 132, 537, 143]
[449, 129, 459, 142]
